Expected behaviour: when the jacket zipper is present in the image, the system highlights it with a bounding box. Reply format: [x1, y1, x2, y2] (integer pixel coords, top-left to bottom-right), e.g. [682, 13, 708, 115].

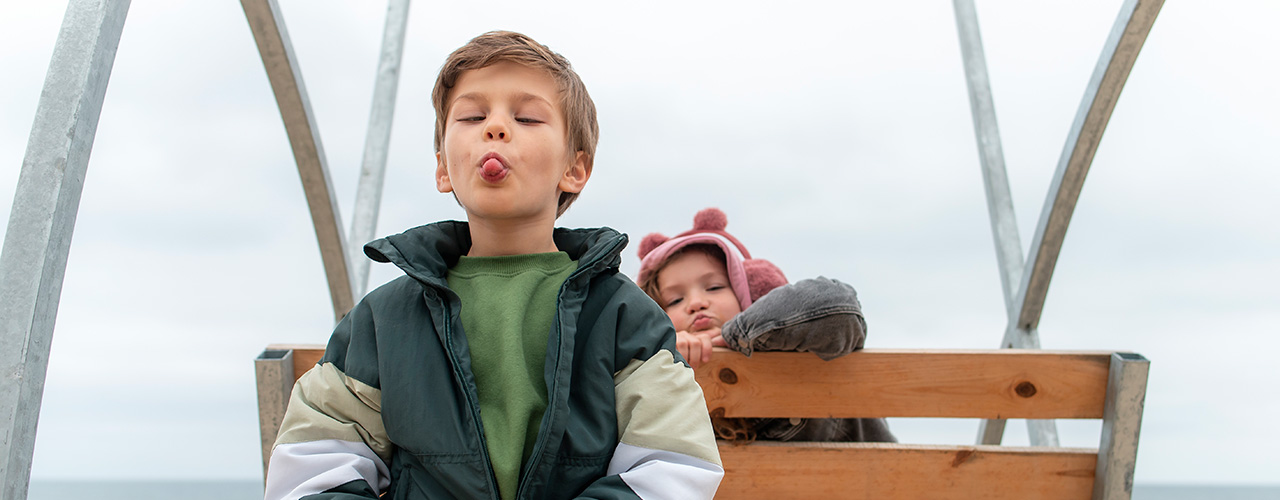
[440, 294, 501, 500]
[513, 242, 619, 499]
[501, 234, 628, 499]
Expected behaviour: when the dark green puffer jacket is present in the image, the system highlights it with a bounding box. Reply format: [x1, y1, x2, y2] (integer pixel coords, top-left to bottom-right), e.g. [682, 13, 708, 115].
[264, 222, 723, 500]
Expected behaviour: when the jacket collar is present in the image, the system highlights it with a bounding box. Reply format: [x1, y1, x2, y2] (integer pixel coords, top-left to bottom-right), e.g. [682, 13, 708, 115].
[363, 221, 628, 289]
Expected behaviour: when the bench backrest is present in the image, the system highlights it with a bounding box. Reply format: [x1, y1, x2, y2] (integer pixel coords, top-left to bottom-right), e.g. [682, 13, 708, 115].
[692, 349, 1148, 500]
[255, 347, 1148, 500]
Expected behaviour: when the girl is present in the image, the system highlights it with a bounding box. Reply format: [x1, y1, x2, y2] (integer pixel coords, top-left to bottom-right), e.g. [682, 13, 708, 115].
[636, 207, 895, 443]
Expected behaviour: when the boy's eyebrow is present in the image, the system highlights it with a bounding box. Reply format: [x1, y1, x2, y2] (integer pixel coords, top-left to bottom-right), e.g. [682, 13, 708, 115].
[512, 91, 554, 107]
[451, 92, 485, 106]
[451, 91, 553, 108]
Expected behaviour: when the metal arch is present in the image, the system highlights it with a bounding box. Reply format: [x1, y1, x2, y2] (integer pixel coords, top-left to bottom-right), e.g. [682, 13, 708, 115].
[953, 0, 1057, 447]
[241, 0, 411, 315]
[0, 1, 131, 498]
[955, 0, 1164, 446]
[241, 0, 356, 322]
[1008, 0, 1165, 337]
[350, 0, 410, 298]
[952, 0, 1025, 312]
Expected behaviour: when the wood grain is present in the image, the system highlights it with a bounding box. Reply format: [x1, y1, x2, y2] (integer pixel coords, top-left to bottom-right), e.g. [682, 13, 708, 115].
[694, 349, 1111, 419]
[715, 441, 1097, 500]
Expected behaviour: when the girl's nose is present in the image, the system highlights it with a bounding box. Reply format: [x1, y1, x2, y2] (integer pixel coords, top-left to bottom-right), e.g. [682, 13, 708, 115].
[686, 294, 708, 313]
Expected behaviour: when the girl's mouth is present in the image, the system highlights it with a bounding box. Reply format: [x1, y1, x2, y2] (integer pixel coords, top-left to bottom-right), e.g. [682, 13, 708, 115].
[691, 315, 714, 331]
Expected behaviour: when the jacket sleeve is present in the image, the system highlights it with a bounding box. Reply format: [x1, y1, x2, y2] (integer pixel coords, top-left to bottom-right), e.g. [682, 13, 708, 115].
[720, 276, 867, 360]
[263, 301, 392, 500]
[575, 286, 723, 499]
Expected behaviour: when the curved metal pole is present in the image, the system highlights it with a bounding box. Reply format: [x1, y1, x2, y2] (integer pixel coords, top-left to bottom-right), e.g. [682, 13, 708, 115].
[1008, 0, 1165, 336]
[241, 0, 355, 321]
[1, 1, 131, 497]
[349, 0, 410, 298]
[995, 0, 1162, 449]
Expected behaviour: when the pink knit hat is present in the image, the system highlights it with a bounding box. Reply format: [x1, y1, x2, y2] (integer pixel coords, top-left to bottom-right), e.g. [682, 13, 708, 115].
[636, 207, 788, 311]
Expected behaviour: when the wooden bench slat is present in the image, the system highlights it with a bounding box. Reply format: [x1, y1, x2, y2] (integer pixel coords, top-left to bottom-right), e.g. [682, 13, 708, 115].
[716, 442, 1097, 500]
[279, 346, 1112, 420]
[694, 349, 1111, 419]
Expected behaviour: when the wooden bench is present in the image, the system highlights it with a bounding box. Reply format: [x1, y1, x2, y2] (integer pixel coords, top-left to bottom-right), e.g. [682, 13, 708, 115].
[255, 346, 1148, 500]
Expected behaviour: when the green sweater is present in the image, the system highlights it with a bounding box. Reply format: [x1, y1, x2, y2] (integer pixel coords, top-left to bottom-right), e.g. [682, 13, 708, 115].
[447, 252, 577, 500]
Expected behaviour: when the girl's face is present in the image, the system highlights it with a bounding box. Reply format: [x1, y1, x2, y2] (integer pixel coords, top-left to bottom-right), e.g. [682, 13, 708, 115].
[655, 251, 743, 333]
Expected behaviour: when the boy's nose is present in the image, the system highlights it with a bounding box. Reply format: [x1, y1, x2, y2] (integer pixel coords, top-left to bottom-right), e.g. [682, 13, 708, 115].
[484, 120, 509, 141]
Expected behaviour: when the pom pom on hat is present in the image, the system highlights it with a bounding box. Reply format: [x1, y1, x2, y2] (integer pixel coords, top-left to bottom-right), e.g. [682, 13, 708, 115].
[636, 207, 787, 310]
[692, 207, 728, 231]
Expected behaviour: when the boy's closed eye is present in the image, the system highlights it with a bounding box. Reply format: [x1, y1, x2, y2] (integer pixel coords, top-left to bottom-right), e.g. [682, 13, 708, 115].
[451, 106, 485, 123]
[514, 105, 552, 124]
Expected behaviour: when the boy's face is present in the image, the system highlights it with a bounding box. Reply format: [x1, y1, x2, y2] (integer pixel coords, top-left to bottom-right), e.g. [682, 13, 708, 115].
[656, 251, 743, 334]
[435, 62, 589, 224]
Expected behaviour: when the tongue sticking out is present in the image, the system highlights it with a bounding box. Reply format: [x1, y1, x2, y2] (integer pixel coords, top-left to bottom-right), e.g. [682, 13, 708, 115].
[482, 158, 508, 182]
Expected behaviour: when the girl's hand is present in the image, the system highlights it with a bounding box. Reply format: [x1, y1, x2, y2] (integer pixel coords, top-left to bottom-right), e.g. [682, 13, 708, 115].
[676, 329, 717, 369]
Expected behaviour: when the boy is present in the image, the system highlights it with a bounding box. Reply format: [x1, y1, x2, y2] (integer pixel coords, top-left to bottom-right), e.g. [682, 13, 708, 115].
[264, 32, 722, 500]
[637, 208, 895, 443]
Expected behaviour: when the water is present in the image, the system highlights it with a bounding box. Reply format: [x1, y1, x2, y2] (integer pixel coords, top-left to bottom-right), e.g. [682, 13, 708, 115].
[25, 480, 1280, 499]
[28, 480, 263, 500]
[1134, 486, 1280, 500]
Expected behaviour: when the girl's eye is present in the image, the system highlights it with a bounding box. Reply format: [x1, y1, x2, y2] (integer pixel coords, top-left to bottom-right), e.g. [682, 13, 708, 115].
[515, 117, 543, 124]
[665, 297, 683, 308]
[708, 285, 725, 292]
[457, 116, 484, 122]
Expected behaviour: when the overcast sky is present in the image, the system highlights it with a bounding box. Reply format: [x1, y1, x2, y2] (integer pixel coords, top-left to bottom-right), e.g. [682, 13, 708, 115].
[3, 0, 1277, 485]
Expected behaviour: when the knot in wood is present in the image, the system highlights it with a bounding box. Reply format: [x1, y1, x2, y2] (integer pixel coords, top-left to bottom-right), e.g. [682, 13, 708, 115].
[1015, 381, 1038, 398]
[951, 449, 977, 467]
[719, 368, 738, 384]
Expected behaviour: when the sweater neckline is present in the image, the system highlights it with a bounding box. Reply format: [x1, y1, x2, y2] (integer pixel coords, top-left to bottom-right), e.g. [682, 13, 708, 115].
[450, 251, 575, 277]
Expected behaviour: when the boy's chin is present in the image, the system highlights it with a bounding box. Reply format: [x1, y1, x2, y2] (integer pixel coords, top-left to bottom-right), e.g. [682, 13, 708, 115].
[463, 203, 557, 222]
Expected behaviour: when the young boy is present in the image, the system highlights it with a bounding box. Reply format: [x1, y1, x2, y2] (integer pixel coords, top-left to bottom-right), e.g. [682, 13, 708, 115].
[636, 207, 895, 443]
[264, 32, 722, 500]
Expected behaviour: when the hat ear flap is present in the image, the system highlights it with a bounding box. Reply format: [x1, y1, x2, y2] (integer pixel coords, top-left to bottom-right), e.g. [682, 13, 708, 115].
[638, 233, 669, 259]
[743, 259, 787, 303]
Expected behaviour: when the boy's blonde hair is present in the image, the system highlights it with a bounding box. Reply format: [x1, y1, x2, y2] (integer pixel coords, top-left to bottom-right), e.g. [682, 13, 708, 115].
[432, 31, 599, 217]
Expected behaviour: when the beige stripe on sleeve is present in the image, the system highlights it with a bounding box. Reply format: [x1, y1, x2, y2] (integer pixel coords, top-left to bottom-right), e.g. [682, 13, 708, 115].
[614, 350, 721, 466]
[275, 362, 393, 464]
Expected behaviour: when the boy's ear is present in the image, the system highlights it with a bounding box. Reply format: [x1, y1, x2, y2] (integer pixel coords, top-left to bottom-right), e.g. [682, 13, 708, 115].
[435, 151, 453, 193]
[559, 151, 592, 194]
